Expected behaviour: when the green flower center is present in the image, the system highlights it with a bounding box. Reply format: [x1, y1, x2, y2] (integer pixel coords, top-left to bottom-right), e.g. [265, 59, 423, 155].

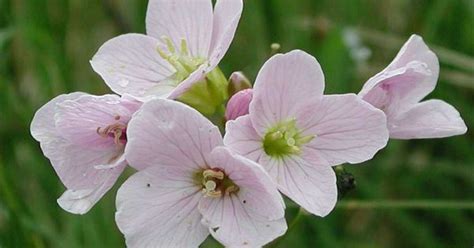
[194, 169, 239, 198]
[157, 36, 207, 85]
[263, 119, 314, 157]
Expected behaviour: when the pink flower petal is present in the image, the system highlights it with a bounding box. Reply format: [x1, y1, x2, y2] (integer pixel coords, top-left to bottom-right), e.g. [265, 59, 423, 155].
[359, 35, 439, 110]
[57, 156, 127, 214]
[90, 34, 175, 98]
[208, 0, 243, 68]
[260, 148, 337, 217]
[250, 50, 325, 135]
[300, 94, 389, 165]
[389, 100, 467, 139]
[55, 94, 138, 149]
[224, 115, 264, 162]
[146, 0, 214, 58]
[199, 147, 286, 247]
[116, 166, 208, 247]
[30, 92, 86, 141]
[125, 99, 223, 171]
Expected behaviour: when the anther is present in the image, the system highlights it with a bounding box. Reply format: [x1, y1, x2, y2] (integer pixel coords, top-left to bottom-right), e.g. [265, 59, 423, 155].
[203, 170, 224, 180]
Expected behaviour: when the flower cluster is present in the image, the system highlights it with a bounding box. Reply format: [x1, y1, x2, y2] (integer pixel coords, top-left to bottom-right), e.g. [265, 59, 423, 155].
[30, 0, 467, 247]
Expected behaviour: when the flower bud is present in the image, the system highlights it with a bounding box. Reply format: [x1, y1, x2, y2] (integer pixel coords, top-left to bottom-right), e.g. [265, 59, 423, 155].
[225, 89, 253, 121]
[228, 71, 252, 96]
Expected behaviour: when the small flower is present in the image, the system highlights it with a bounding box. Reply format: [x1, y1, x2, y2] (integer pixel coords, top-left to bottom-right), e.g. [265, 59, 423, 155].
[30, 93, 141, 214]
[225, 88, 253, 121]
[118, 99, 286, 247]
[225, 50, 389, 216]
[91, 0, 243, 100]
[358, 35, 467, 139]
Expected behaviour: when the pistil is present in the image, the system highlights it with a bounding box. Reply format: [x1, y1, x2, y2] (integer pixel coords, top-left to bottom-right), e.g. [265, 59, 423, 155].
[263, 119, 314, 157]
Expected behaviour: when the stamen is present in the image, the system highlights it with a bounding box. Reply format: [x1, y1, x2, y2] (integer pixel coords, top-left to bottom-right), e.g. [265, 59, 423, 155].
[155, 35, 207, 85]
[161, 36, 176, 54]
[96, 121, 127, 148]
[180, 39, 189, 56]
[201, 169, 239, 198]
[203, 170, 224, 180]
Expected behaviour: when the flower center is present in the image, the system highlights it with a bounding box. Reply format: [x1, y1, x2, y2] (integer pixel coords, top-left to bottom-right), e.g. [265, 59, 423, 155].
[157, 36, 207, 85]
[96, 116, 127, 148]
[198, 169, 239, 198]
[263, 119, 314, 157]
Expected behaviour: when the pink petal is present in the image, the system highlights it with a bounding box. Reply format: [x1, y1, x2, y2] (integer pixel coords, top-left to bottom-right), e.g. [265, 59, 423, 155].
[250, 50, 325, 135]
[359, 35, 439, 109]
[116, 166, 208, 247]
[260, 148, 337, 217]
[224, 115, 264, 162]
[30, 92, 86, 141]
[91, 34, 175, 98]
[199, 147, 286, 247]
[389, 100, 467, 139]
[55, 94, 138, 149]
[300, 94, 389, 165]
[125, 99, 223, 171]
[57, 157, 127, 214]
[208, 0, 243, 67]
[146, 0, 213, 58]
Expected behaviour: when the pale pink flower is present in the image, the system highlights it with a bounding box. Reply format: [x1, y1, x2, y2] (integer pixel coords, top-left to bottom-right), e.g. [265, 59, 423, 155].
[117, 99, 286, 247]
[359, 35, 467, 139]
[225, 88, 253, 121]
[30, 93, 141, 214]
[91, 0, 243, 100]
[224, 50, 389, 216]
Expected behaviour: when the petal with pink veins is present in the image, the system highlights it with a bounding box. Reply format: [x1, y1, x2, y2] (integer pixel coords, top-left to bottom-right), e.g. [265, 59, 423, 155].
[146, 0, 214, 58]
[199, 146, 286, 247]
[299, 94, 389, 165]
[389, 99, 467, 139]
[250, 50, 325, 135]
[260, 148, 337, 217]
[208, 0, 243, 67]
[125, 99, 223, 171]
[58, 156, 127, 215]
[55, 94, 138, 149]
[116, 166, 208, 248]
[359, 35, 439, 112]
[224, 115, 264, 162]
[90, 34, 175, 98]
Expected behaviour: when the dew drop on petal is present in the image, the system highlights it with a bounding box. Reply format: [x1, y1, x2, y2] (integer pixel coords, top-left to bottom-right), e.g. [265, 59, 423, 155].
[118, 79, 130, 87]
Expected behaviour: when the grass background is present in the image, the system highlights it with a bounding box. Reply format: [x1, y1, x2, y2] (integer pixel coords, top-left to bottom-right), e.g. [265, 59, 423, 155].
[0, 0, 473, 247]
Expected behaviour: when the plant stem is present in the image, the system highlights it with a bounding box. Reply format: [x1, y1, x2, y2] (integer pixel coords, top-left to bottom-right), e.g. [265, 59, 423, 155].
[337, 200, 474, 210]
[266, 208, 305, 248]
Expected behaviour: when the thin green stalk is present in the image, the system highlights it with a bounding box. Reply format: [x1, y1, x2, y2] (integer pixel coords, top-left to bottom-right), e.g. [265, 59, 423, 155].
[337, 200, 474, 210]
[266, 208, 305, 248]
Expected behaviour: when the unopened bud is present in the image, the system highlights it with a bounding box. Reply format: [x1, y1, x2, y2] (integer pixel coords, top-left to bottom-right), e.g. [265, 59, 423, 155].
[225, 89, 253, 121]
[228, 71, 252, 96]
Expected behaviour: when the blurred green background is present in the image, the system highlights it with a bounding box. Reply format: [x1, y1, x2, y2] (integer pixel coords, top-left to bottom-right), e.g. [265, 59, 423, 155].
[0, 0, 473, 247]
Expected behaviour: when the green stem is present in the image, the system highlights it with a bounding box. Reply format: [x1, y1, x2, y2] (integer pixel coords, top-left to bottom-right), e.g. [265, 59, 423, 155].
[337, 200, 474, 210]
[266, 208, 305, 248]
